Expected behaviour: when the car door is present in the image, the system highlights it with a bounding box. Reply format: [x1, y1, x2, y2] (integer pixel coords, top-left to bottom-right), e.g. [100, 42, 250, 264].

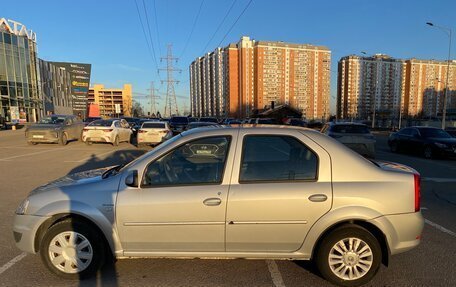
[226, 129, 332, 253]
[116, 133, 236, 253]
[409, 128, 423, 153]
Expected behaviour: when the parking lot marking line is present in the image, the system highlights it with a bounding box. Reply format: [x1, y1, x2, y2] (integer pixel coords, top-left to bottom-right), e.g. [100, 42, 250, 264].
[425, 219, 456, 238]
[64, 150, 117, 163]
[0, 148, 65, 161]
[0, 253, 27, 275]
[266, 260, 286, 287]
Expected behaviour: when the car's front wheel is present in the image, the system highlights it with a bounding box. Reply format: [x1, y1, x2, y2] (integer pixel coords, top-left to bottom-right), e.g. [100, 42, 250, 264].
[316, 225, 382, 287]
[40, 219, 106, 279]
[59, 133, 68, 146]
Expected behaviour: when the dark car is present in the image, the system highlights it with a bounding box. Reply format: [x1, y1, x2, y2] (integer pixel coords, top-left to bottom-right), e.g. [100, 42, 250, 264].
[388, 126, 456, 159]
[169, 116, 189, 133]
[199, 117, 218, 123]
[286, 118, 307, 127]
[446, 127, 456, 138]
[187, 117, 198, 123]
[25, 115, 84, 145]
[185, 121, 220, 130]
[120, 117, 141, 134]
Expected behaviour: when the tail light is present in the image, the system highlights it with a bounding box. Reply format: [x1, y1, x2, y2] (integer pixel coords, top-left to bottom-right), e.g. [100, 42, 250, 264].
[159, 130, 167, 134]
[83, 128, 89, 132]
[103, 129, 113, 132]
[414, 173, 421, 212]
[138, 130, 147, 133]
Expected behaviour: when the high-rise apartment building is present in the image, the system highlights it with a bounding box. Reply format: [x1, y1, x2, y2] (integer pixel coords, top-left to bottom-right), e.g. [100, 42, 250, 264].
[337, 55, 456, 121]
[87, 84, 132, 117]
[190, 36, 331, 119]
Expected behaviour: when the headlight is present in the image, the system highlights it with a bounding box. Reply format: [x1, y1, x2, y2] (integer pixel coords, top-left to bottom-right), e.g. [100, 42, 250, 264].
[15, 198, 30, 215]
[435, 142, 448, 149]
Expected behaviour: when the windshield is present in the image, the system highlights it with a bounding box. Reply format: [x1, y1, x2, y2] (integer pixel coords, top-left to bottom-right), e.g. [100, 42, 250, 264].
[142, 122, 166, 129]
[419, 128, 452, 139]
[88, 120, 113, 127]
[38, 116, 66, 124]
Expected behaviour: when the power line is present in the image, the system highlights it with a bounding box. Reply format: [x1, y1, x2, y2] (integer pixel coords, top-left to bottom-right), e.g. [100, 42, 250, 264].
[153, 0, 162, 57]
[134, 0, 158, 71]
[201, 0, 238, 54]
[142, 0, 159, 71]
[217, 0, 253, 47]
[180, 0, 205, 58]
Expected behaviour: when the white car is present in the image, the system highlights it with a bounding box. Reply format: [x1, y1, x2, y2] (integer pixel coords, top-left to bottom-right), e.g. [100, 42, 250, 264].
[137, 121, 173, 147]
[82, 119, 132, 146]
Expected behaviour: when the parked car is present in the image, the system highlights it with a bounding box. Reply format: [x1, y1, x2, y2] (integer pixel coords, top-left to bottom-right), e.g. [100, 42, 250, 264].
[82, 119, 132, 146]
[187, 117, 198, 123]
[286, 118, 307, 127]
[199, 117, 218, 123]
[445, 127, 456, 138]
[388, 126, 456, 159]
[254, 118, 276, 124]
[185, 121, 220, 130]
[25, 115, 84, 145]
[227, 119, 242, 125]
[321, 122, 376, 158]
[13, 126, 423, 287]
[169, 116, 189, 134]
[137, 121, 173, 147]
[307, 120, 324, 129]
[120, 117, 141, 134]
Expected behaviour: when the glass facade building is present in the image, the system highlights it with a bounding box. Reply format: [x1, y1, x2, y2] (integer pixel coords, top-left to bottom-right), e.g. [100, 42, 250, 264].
[0, 28, 41, 123]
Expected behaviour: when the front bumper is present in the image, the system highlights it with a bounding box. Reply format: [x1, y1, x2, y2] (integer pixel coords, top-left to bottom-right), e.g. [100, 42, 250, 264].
[370, 212, 424, 255]
[13, 214, 51, 254]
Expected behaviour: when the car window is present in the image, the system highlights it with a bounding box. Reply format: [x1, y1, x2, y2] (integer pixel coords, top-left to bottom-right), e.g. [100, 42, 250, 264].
[142, 122, 166, 129]
[410, 129, 420, 137]
[239, 135, 318, 182]
[398, 128, 412, 136]
[419, 128, 452, 139]
[142, 136, 231, 187]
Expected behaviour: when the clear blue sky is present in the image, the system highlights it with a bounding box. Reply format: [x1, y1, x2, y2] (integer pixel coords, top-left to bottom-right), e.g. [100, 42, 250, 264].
[3, 0, 456, 115]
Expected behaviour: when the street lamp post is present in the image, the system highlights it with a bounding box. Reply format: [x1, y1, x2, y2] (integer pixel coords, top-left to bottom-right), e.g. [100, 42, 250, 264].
[427, 22, 452, 129]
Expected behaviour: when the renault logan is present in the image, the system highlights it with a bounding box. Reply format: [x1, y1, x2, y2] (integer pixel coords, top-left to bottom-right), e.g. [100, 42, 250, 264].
[13, 125, 423, 286]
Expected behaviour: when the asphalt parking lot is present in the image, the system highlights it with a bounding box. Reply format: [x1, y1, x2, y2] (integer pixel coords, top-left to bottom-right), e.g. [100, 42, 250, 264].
[0, 129, 455, 287]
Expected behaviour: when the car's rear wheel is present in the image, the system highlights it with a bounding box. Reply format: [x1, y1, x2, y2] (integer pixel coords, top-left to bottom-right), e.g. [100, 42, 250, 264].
[85, 140, 92, 145]
[316, 225, 382, 287]
[27, 141, 38, 146]
[59, 133, 68, 146]
[423, 146, 433, 159]
[40, 219, 106, 279]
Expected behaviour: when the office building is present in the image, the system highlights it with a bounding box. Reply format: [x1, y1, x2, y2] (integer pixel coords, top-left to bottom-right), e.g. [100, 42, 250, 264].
[190, 36, 331, 119]
[0, 18, 40, 123]
[87, 84, 132, 117]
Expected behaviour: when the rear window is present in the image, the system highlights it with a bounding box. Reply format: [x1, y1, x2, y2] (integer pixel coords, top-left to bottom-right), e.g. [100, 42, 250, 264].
[142, 123, 166, 129]
[331, 125, 370, 134]
[89, 120, 113, 127]
[170, 117, 189, 124]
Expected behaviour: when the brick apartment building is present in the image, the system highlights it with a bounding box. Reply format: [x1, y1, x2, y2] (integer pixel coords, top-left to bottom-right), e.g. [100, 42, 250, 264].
[190, 36, 331, 119]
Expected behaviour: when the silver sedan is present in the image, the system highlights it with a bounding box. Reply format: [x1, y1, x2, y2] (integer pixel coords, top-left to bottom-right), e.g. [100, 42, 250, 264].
[13, 125, 423, 286]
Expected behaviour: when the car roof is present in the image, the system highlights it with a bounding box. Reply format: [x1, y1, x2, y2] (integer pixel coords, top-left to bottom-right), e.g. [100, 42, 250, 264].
[181, 124, 317, 136]
[328, 122, 367, 126]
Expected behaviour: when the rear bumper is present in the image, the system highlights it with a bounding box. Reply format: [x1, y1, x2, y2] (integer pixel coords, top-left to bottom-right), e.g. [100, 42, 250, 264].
[370, 212, 424, 255]
[83, 134, 113, 143]
[13, 214, 51, 254]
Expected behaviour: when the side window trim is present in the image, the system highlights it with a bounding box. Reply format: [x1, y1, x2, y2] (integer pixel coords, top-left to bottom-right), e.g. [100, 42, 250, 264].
[238, 134, 319, 184]
[140, 135, 232, 188]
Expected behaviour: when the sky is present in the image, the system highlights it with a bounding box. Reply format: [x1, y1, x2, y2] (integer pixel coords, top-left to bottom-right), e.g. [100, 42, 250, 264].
[2, 0, 456, 115]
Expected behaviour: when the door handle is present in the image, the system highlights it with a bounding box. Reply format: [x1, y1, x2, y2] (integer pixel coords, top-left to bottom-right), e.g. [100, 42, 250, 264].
[308, 194, 328, 202]
[203, 198, 222, 206]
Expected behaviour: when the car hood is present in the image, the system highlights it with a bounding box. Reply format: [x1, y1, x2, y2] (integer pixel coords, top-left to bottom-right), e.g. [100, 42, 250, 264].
[372, 160, 418, 175]
[30, 166, 116, 195]
[27, 124, 62, 130]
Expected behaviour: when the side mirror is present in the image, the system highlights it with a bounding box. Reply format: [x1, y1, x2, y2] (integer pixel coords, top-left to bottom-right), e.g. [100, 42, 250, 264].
[125, 170, 138, 187]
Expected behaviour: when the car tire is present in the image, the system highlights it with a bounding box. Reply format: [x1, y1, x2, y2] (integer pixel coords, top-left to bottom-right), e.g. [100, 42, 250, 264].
[59, 133, 68, 146]
[390, 141, 399, 153]
[113, 136, 119, 146]
[85, 140, 92, 146]
[40, 219, 106, 279]
[27, 141, 38, 146]
[316, 225, 382, 287]
[423, 146, 433, 159]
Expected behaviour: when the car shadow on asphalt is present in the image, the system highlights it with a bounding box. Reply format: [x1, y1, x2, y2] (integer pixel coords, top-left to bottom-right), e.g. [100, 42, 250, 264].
[63, 149, 147, 286]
